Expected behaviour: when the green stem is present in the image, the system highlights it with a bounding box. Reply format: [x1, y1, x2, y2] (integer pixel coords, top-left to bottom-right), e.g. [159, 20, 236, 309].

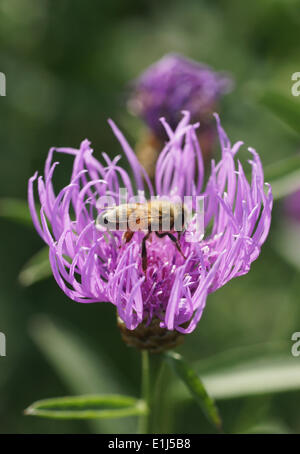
[138, 351, 164, 434]
[138, 351, 150, 434]
[152, 361, 173, 432]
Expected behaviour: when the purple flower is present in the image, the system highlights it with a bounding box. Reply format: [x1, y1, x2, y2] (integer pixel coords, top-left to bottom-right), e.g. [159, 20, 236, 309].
[284, 189, 300, 222]
[28, 112, 272, 334]
[128, 54, 232, 137]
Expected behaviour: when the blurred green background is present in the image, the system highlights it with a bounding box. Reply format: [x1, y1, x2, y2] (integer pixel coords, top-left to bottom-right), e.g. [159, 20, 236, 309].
[1, 0, 300, 434]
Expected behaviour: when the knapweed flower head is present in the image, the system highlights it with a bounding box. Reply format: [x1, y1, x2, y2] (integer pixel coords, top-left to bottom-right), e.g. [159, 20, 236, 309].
[28, 112, 272, 336]
[128, 53, 232, 138]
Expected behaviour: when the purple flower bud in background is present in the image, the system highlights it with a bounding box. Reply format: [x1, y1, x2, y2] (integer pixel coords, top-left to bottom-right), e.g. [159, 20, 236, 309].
[128, 54, 233, 179]
[284, 188, 300, 222]
[28, 112, 272, 350]
[128, 53, 233, 138]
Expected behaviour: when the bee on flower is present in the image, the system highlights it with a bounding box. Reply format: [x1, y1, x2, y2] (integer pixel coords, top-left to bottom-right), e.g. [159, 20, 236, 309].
[28, 112, 272, 351]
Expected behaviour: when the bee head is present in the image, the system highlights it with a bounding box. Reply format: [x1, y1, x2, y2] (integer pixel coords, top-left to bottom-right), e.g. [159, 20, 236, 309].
[97, 205, 129, 232]
[96, 208, 118, 231]
[102, 213, 109, 226]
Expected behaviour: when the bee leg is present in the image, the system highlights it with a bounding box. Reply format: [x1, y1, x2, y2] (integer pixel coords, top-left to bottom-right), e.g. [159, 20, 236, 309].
[123, 230, 135, 243]
[156, 232, 186, 260]
[142, 231, 151, 273]
[168, 233, 187, 260]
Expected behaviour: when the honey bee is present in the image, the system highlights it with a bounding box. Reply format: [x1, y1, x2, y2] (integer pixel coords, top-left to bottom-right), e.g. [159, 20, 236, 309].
[101, 200, 188, 272]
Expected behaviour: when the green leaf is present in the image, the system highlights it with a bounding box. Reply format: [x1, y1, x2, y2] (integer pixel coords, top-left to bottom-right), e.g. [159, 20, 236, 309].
[174, 356, 300, 401]
[25, 394, 146, 420]
[202, 358, 300, 399]
[239, 420, 291, 434]
[260, 90, 300, 136]
[263, 155, 300, 200]
[165, 351, 222, 432]
[264, 155, 300, 182]
[193, 341, 289, 375]
[258, 90, 300, 199]
[0, 198, 32, 226]
[19, 246, 51, 286]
